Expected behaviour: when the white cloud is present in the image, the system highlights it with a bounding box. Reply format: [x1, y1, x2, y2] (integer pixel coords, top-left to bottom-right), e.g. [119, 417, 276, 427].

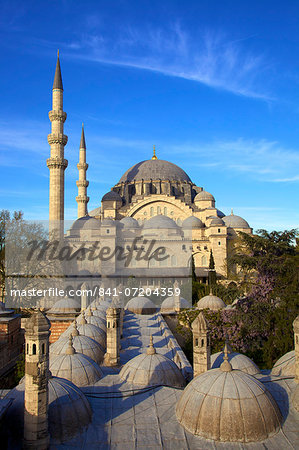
[61, 23, 270, 100]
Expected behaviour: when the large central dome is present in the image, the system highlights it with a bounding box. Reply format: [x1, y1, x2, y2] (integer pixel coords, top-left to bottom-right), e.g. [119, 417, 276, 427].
[118, 159, 192, 184]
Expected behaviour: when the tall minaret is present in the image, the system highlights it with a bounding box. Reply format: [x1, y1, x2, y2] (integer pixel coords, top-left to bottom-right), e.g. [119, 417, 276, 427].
[23, 309, 51, 449]
[47, 51, 68, 235]
[76, 124, 89, 218]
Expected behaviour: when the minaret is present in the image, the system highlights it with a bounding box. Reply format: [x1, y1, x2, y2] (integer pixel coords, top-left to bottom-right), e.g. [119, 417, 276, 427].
[23, 309, 51, 449]
[192, 311, 211, 377]
[47, 51, 68, 236]
[76, 124, 89, 218]
[104, 307, 120, 366]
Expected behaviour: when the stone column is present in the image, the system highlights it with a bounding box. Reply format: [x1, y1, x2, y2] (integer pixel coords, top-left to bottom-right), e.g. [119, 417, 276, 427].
[192, 311, 211, 377]
[24, 310, 51, 449]
[76, 124, 89, 218]
[104, 307, 120, 366]
[47, 51, 68, 239]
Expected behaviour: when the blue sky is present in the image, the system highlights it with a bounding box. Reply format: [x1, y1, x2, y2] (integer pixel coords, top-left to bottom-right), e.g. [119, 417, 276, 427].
[0, 0, 298, 231]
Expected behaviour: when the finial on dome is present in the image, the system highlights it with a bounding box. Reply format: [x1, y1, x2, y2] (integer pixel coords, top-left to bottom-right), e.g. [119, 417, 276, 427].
[86, 307, 92, 317]
[231, 208, 234, 215]
[209, 287, 213, 295]
[220, 339, 232, 372]
[147, 335, 156, 355]
[71, 322, 79, 337]
[65, 335, 75, 355]
[152, 145, 158, 160]
[78, 314, 87, 325]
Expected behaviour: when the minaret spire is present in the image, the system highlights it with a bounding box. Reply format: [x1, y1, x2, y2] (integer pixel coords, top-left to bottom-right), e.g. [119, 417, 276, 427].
[76, 123, 89, 218]
[47, 51, 68, 238]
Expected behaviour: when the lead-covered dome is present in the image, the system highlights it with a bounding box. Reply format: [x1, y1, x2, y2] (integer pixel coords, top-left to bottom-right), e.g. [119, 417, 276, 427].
[182, 216, 204, 229]
[161, 296, 191, 312]
[271, 350, 295, 377]
[194, 191, 215, 202]
[118, 159, 192, 183]
[176, 362, 282, 442]
[125, 296, 157, 315]
[70, 215, 101, 231]
[223, 212, 250, 228]
[143, 215, 178, 229]
[47, 297, 81, 315]
[120, 216, 139, 228]
[102, 191, 122, 202]
[211, 350, 260, 375]
[120, 336, 185, 387]
[49, 336, 103, 387]
[197, 293, 226, 310]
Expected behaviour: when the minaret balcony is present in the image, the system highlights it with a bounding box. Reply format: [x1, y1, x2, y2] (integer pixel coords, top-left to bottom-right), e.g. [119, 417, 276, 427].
[47, 133, 68, 145]
[76, 180, 89, 187]
[48, 110, 67, 122]
[47, 156, 68, 169]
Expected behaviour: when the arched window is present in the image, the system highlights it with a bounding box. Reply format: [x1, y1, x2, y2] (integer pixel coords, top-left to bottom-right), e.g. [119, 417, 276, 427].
[202, 255, 207, 266]
[164, 207, 167, 216]
[32, 343, 36, 355]
[159, 255, 168, 267]
[157, 206, 161, 214]
[195, 338, 198, 346]
[149, 257, 156, 268]
[27, 343, 29, 354]
[150, 207, 154, 217]
[42, 343, 45, 354]
[201, 339, 204, 347]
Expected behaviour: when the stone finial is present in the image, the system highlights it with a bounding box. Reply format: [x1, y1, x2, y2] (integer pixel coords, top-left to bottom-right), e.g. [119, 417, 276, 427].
[78, 314, 87, 325]
[220, 340, 232, 372]
[71, 322, 79, 337]
[147, 335, 156, 355]
[65, 335, 75, 355]
[231, 208, 234, 215]
[86, 308, 92, 317]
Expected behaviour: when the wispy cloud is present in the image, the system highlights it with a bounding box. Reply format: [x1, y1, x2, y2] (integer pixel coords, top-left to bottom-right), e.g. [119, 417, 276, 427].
[56, 22, 270, 99]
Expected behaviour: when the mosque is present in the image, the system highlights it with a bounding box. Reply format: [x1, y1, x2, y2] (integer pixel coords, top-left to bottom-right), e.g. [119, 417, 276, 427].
[0, 54, 298, 449]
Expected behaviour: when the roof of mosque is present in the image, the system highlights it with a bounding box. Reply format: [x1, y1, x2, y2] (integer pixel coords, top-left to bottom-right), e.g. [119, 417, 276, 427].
[118, 159, 192, 184]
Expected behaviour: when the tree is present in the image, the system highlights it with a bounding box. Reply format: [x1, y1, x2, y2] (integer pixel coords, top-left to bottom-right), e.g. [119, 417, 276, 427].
[208, 249, 217, 287]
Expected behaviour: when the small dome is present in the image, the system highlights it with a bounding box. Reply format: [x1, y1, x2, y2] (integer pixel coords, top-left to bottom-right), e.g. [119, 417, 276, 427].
[102, 191, 122, 202]
[120, 216, 139, 228]
[209, 216, 225, 226]
[161, 296, 191, 312]
[76, 316, 106, 348]
[70, 215, 101, 231]
[197, 293, 226, 310]
[125, 296, 157, 315]
[223, 212, 250, 228]
[271, 350, 295, 377]
[194, 191, 215, 202]
[85, 308, 106, 332]
[101, 218, 117, 227]
[120, 337, 185, 388]
[143, 215, 178, 229]
[182, 216, 204, 229]
[49, 337, 103, 387]
[4, 376, 92, 444]
[50, 324, 104, 364]
[176, 367, 282, 442]
[217, 209, 225, 218]
[47, 297, 81, 315]
[211, 350, 260, 375]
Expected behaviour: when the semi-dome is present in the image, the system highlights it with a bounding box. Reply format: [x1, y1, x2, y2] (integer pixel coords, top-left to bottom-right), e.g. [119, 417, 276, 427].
[50, 323, 104, 363]
[161, 296, 191, 312]
[209, 216, 225, 226]
[271, 350, 295, 377]
[118, 159, 192, 184]
[143, 215, 178, 229]
[211, 348, 260, 375]
[102, 190, 122, 202]
[119, 336, 185, 388]
[176, 352, 282, 442]
[197, 292, 226, 310]
[49, 336, 103, 387]
[47, 297, 81, 315]
[125, 296, 157, 315]
[4, 376, 92, 444]
[194, 191, 215, 202]
[182, 216, 204, 229]
[223, 211, 250, 228]
[120, 216, 139, 228]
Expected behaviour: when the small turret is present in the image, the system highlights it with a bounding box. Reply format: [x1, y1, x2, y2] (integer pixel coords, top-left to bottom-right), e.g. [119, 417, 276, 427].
[192, 311, 211, 376]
